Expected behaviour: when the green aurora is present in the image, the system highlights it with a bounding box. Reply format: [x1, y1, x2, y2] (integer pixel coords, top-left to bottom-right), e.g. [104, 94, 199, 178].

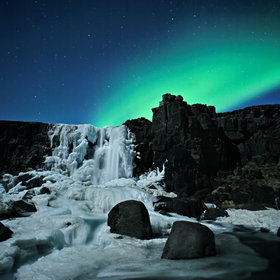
[94, 17, 280, 127]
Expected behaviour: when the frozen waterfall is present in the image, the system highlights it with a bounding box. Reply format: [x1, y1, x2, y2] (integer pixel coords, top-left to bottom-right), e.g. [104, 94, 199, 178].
[45, 124, 135, 184]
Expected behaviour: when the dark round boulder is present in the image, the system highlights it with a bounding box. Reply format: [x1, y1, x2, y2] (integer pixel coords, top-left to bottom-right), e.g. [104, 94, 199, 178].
[162, 221, 216, 259]
[40, 187, 51, 194]
[12, 200, 37, 216]
[203, 208, 228, 220]
[0, 222, 13, 242]
[107, 200, 153, 240]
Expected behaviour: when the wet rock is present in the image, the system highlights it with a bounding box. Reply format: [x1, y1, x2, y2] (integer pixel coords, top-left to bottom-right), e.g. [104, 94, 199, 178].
[154, 196, 205, 218]
[12, 200, 37, 217]
[260, 227, 270, 233]
[40, 187, 51, 194]
[107, 200, 153, 240]
[203, 208, 228, 220]
[22, 189, 35, 200]
[162, 221, 216, 259]
[0, 222, 13, 242]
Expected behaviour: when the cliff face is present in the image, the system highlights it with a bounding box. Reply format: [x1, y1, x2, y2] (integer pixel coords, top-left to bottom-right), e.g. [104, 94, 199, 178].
[0, 121, 52, 175]
[126, 94, 280, 208]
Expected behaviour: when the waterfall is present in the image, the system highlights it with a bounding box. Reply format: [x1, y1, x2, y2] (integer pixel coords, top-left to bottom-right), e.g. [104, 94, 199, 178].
[45, 124, 135, 184]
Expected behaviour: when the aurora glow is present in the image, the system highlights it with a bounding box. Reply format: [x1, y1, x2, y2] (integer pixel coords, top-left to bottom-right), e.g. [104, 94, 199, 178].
[95, 17, 280, 126]
[1, 1, 280, 127]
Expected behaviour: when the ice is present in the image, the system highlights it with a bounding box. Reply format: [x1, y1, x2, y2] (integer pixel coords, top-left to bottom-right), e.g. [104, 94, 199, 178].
[217, 208, 280, 233]
[92, 126, 135, 184]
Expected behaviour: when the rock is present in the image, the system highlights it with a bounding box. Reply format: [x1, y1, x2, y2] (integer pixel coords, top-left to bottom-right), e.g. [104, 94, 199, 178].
[22, 190, 35, 200]
[0, 222, 13, 242]
[12, 200, 37, 217]
[40, 187, 51, 194]
[154, 197, 205, 218]
[107, 200, 152, 240]
[260, 227, 270, 233]
[277, 227, 280, 237]
[123, 118, 153, 176]
[209, 162, 278, 209]
[203, 208, 228, 220]
[162, 221, 216, 259]
[0, 121, 53, 175]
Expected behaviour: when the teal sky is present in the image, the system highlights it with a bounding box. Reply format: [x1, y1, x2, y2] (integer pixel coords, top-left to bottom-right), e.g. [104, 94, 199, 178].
[1, 1, 279, 126]
[94, 3, 280, 126]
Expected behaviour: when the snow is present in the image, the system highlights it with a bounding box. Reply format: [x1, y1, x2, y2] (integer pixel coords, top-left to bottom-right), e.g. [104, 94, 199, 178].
[218, 208, 280, 233]
[0, 123, 278, 279]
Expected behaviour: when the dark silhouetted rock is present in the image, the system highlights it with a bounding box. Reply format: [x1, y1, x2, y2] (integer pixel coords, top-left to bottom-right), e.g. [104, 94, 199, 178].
[277, 227, 280, 237]
[154, 196, 205, 218]
[127, 95, 280, 209]
[124, 118, 153, 176]
[260, 227, 270, 233]
[107, 200, 152, 240]
[162, 221, 216, 259]
[0, 222, 13, 242]
[22, 190, 36, 200]
[12, 200, 37, 217]
[203, 208, 228, 220]
[0, 121, 53, 175]
[40, 187, 51, 194]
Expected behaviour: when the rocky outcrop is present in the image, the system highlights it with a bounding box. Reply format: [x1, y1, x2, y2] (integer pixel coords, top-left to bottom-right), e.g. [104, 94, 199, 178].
[0, 222, 13, 242]
[153, 196, 205, 218]
[0, 200, 37, 220]
[162, 221, 216, 259]
[128, 94, 280, 209]
[107, 200, 153, 239]
[207, 162, 279, 209]
[0, 121, 52, 175]
[124, 118, 153, 176]
[151, 94, 240, 197]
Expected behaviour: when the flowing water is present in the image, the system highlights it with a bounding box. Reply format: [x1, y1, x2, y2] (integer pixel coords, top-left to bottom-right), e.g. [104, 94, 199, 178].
[0, 124, 279, 279]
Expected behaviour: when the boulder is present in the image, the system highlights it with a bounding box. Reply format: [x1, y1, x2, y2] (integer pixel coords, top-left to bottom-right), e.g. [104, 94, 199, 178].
[40, 187, 51, 194]
[203, 208, 228, 220]
[0, 222, 13, 242]
[12, 200, 37, 217]
[154, 196, 205, 218]
[162, 221, 216, 259]
[107, 200, 152, 240]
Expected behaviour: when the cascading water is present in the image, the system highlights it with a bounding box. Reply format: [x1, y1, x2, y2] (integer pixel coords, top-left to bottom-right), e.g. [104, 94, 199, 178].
[92, 126, 135, 184]
[46, 124, 135, 184]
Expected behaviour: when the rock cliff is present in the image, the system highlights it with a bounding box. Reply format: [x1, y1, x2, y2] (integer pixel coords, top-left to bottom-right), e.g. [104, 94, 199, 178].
[126, 94, 280, 209]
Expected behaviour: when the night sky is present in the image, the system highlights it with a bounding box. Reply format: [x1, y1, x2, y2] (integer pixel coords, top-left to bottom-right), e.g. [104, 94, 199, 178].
[1, 0, 280, 127]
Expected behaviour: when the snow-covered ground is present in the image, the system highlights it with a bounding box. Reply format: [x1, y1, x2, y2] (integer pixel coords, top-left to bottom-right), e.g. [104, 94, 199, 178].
[0, 123, 279, 279]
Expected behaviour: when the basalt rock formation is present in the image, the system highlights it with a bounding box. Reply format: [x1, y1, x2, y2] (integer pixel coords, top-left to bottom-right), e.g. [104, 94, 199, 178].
[0, 121, 52, 175]
[126, 94, 280, 209]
